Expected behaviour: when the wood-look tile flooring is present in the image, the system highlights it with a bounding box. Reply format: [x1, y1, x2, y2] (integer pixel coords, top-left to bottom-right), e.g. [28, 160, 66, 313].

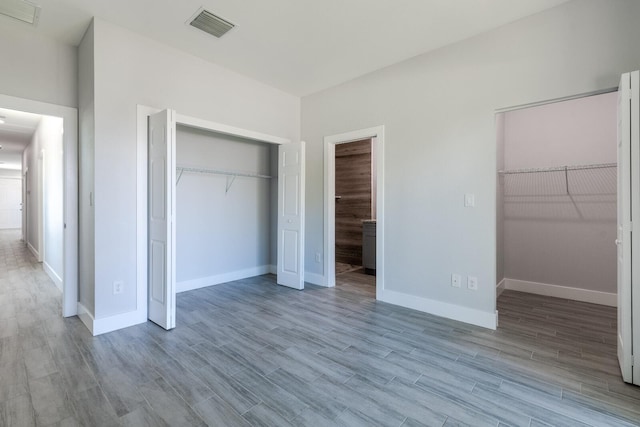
[1, 228, 639, 426]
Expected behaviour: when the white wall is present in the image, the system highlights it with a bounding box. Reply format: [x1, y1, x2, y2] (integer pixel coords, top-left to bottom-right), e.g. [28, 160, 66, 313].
[501, 92, 617, 294]
[301, 0, 640, 327]
[85, 19, 299, 321]
[78, 22, 96, 314]
[0, 169, 21, 178]
[176, 126, 273, 286]
[22, 116, 64, 285]
[0, 20, 77, 108]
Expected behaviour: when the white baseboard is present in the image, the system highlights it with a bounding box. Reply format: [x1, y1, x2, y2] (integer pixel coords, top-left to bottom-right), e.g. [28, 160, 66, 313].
[496, 279, 505, 297]
[27, 242, 40, 261]
[379, 289, 497, 330]
[304, 271, 328, 287]
[78, 303, 146, 336]
[177, 265, 272, 293]
[269, 264, 277, 275]
[43, 261, 63, 292]
[503, 278, 616, 307]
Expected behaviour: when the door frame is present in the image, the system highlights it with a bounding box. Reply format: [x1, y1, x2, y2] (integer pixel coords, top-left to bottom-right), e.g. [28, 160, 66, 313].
[324, 126, 385, 299]
[137, 105, 292, 323]
[0, 93, 79, 317]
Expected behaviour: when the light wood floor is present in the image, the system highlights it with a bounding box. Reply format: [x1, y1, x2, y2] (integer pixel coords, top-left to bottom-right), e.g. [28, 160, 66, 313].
[1, 228, 639, 426]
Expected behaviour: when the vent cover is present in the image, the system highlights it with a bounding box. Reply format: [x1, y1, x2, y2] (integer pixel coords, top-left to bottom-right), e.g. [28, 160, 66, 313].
[0, 0, 40, 25]
[189, 8, 234, 38]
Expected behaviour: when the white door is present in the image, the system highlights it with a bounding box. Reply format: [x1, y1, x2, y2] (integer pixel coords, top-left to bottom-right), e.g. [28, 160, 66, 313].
[632, 72, 640, 385]
[277, 141, 305, 289]
[0, 178, 22, 229]
[617, 72, 639, 384]
[148, 109, 176, 330]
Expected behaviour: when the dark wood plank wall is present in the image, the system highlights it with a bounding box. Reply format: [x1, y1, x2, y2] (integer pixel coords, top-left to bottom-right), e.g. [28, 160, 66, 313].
[335, 139, 372, 266]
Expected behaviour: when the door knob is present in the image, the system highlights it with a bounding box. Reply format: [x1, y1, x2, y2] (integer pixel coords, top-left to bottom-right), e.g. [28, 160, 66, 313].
[615, 239, 622, 245]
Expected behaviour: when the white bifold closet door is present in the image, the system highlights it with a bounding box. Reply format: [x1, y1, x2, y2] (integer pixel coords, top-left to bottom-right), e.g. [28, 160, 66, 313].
[147, 109, 307, 330]
[277, 141, 306, 290]
[148, 109, 176, 330]
[617, 71, 640, 385]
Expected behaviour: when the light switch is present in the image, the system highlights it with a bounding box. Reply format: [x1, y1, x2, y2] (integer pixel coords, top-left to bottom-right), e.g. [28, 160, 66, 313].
[464, 193, 475, 207]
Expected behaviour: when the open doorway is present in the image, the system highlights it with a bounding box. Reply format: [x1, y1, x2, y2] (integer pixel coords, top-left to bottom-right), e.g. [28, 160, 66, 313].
[0, 95, 78, 318]
[333, 138, 376, 290]
[324, 126, 385, 299]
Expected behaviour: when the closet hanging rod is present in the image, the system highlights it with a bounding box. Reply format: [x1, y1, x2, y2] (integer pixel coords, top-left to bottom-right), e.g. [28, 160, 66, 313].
[176, 165, 273, 180]
[498, 162, 616, 175]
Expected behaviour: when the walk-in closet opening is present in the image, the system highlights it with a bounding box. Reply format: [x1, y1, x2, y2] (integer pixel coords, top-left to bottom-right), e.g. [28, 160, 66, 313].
[495, 91, 619, 357]
[334, 138, 376, 291]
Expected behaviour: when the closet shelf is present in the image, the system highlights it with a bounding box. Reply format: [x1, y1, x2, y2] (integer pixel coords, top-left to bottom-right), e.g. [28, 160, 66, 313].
[499, 162, 616, 197]
[498, 162, 616, 175]
[176, 165, 273, 193]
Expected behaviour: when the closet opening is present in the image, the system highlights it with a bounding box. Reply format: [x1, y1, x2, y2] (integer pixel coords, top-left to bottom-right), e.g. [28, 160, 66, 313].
[333, 138, 376, 292]
[143, 108, 305, 330]
[495, 90, 621, 368]
[175, 125, 278, 294]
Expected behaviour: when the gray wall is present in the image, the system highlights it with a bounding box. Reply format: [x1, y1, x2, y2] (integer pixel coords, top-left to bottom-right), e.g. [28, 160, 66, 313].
[301, 0, 640, 322]
[22, 116, 65, 283]
[501, 92, 617, 293]
[496, 114, 505, 285]
[88, 19, 299, 319]
[78, 22, 96, 314]
[0, 19, 77, 108]
[176, 126, 273, 283]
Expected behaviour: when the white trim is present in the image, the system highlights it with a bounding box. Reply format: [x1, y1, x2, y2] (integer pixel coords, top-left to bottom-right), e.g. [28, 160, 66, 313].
[379, 289, 497, 330]
[0, 93, 78, 318]
[177, 266, 272, 293]
[496, 279, 505, 297]
[503, 278, 616, 307]
[304, 271, 327, 287]
[495, 87, 618, 114]
[27, 242, 39, 260]
[269, 264, 277, 275]
[93, 310, 147, 336]
[78, 303, 146, 336]
[324, 125, 385, 298]
[176, 114, 290, 146]
[44, 261, 63, 291]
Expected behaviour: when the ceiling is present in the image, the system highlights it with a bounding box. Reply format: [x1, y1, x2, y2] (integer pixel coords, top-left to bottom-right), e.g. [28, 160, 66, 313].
[0, 108, 42, 170]
[4, 0, 571, 96]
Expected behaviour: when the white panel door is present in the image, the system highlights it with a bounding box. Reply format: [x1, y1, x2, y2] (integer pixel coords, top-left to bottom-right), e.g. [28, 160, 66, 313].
[277, 141, 305, 289]
[632, 71, 640, 385]
[148, 109, 176, 330]
[617, 72, 635, 384]
[0, 178, 22, 229]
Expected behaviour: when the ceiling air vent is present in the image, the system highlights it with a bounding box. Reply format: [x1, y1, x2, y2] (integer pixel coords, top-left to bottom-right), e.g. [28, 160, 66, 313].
[188, 8, 234, 38]
[0, 0, 41, 25]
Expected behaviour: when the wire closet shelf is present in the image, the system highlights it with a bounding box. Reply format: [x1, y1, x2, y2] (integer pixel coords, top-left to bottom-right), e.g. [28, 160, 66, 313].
[498, 162, 617, 196]
[176, 165, 273, 193]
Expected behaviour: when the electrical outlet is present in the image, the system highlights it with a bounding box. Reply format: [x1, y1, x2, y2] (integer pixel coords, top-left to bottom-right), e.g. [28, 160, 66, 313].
[467, 276, 478, 291]
[113, 281, 124, 295]
[315, 253, 322, 263]
[464, 193, 475, 207]
[451, 274, 461, 288]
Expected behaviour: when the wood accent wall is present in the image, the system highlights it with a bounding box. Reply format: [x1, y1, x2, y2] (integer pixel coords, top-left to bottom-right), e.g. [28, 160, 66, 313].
[335, 139, 372, 266]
